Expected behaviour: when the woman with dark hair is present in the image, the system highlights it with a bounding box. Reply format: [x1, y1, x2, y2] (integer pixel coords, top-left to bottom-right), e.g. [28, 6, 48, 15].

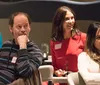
[50, 6, 86, 85]
[78, 22, 100, 85]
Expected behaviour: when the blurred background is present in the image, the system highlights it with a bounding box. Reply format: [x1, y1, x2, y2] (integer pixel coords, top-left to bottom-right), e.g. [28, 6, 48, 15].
[0, 0, 97, 2]
[0, 0, 99, 52]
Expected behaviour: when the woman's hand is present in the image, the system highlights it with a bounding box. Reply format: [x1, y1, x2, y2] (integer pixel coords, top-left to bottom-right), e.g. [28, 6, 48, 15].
[54, 69, 67, 77]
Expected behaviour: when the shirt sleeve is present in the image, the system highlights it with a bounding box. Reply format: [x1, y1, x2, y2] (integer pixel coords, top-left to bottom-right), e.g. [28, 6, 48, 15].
[78, 52, 100, 84]
[16, 42, 43, 77]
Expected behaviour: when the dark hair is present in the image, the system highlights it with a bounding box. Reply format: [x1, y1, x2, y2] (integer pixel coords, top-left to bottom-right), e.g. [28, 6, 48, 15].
[9, 12, 31, 27]
[86, 22, 100, 54]
[51, 6, 77, 41]
[86, 22, 100, 64]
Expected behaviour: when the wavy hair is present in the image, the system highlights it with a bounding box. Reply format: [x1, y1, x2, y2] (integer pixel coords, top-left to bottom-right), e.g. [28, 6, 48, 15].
[86, 22, 100, 64]
[51, 6, 77, 41]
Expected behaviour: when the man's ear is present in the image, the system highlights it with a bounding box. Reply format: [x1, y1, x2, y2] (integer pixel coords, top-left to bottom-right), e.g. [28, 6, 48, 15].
[9, 25, 13, 34]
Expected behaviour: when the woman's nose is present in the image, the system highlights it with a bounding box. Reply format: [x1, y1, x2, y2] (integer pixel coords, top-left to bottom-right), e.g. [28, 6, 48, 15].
[69, 19, 73, 23]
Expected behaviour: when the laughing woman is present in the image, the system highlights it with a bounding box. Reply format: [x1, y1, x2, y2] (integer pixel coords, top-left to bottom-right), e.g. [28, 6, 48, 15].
[50, 6, 86, 85]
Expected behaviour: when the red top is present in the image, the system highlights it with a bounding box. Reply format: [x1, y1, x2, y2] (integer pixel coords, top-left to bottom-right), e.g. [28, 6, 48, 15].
[50, 32, 86, 72]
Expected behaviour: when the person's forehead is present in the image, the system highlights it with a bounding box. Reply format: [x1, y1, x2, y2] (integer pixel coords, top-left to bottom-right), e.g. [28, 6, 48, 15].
[14, 14, 27, 19]
[96, 28, 100, 36]
[13, 14, 28, 24]
[65, 10, 74, 17]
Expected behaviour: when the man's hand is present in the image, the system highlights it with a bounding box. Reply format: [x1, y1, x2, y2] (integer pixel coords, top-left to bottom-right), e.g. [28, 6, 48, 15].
[17, 35, 28, 49]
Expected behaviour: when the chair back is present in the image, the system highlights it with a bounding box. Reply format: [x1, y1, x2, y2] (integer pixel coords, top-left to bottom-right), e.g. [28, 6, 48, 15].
[38, 65, 54, 82]
[67, 72, 79, 85]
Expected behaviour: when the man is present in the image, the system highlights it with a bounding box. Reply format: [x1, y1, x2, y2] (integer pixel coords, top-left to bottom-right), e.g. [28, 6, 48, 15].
[0, 12, 43, 85]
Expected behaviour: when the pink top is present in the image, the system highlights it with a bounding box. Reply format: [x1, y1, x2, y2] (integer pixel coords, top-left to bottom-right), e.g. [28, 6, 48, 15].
[50, 32, 86, 72]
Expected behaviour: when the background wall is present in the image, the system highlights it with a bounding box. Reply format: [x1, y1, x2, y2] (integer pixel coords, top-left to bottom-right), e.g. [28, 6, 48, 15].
[71, 0, 96, 2]
[0, 19, 96, 50]
[0, 0, 99, 51]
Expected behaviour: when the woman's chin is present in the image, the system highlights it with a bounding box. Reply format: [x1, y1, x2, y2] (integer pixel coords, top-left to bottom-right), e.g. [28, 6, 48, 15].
[65, 28, 72, 31]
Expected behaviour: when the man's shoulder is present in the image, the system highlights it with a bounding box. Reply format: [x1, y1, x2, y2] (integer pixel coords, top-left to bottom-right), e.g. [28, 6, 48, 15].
[3, 40, 13, 45]
[1, 40, 13, 50]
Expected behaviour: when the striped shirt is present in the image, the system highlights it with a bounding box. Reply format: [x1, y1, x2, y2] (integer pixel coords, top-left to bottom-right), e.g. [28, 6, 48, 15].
[0, 40, 43, 84]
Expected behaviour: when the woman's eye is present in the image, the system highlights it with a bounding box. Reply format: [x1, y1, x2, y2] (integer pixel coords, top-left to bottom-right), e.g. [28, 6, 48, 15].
[64, 17, 74, 21]
[71, 17, 74, 19]
[96, 36, 100, 40]
[64, 18, 69, 21]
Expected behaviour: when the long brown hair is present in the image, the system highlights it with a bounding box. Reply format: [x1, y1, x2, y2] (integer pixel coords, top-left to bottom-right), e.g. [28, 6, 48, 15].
[51, 6, 77, 41]
[86, 22, 100, 64]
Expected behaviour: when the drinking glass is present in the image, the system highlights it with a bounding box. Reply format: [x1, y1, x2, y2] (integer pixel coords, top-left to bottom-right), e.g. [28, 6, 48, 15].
[41, 43, 49, 59]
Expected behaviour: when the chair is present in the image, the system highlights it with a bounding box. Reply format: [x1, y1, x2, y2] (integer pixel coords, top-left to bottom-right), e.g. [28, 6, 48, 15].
[52, 76, 67, 84]
[38, 65, 54, 82]
[67, 72, 79, 85]
[67, 72, 86, 85]
[38, 65, 68, 85]
[7, 64, 80, 85]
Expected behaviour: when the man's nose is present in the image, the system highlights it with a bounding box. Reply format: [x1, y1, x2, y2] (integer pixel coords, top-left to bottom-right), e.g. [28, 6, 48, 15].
[21, 26, 25, 31]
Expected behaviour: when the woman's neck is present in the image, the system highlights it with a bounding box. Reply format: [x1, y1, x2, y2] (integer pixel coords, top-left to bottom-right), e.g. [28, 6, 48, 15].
[64, 31, 72, 39]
